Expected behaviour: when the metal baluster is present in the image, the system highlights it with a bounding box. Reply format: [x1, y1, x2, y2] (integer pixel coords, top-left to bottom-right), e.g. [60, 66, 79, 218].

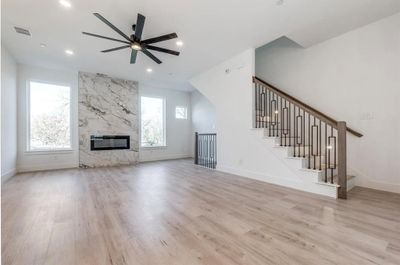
[283, 100, 288, 146]
[199, 136, 202, 166]
[271, 94, 276, 137]
[266, 87, 269, 129]
[263, 87, 267, 128]
[204, 136, 206, 167]
[288, 102, 292, 146]
[260, 87, 263, 128]
[280, 96, 283, 146]
[293, 106, 296, 157]
[213, 135, 216, 169]
[297, 110, 302, 157]
[273, 93, 278, 137]
[325, 123, 328, 182]
[202, 135, 204, 167]
[331, 126, 334, 182]
[211, 135, 213, 168]
[206, 135, 208, 168]
[202, 136, 205, 167]
[268, 90, 271, 137]
[319, 119, 322, 171]
[312, 116, 317, 170]
[209, 135, 211, 168]
[215, 134, 217, 168]
[259, 85, 262, 129]
[276, 95, 278, 139]
[308, 113, 311, 169]
[256, 85, 260, 128]
[255, 85, 257, 128]
[302, 109, 306, 158]
[334, 128, 337, 184]
[199, 136, 201, 166]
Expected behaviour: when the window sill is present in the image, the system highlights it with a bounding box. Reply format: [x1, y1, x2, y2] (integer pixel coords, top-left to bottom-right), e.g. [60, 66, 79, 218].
[25, 149, 75, 155]
[140, 145, 168, 150]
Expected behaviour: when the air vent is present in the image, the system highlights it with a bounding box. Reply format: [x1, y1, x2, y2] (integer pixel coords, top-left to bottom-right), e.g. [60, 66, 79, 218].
[14, 26, 31, 36]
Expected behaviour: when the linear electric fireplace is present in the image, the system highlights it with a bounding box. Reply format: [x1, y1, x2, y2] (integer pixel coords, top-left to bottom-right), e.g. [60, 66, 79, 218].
[90, 135, 130, 151]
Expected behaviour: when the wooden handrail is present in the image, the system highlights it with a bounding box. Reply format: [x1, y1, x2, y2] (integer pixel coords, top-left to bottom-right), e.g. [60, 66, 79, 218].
[253, 76, 363, 138]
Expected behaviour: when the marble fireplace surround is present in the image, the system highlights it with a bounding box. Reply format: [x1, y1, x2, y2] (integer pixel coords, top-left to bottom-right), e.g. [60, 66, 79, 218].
[79, 72, 139, 168]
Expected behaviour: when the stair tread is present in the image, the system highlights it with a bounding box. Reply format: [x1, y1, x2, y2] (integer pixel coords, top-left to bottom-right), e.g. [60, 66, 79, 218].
[286, 156, 306, 160]
[332, 175, 355, 181]
[316, 175, 355, 188]
[305, 165, 338, 170]
[315, 181, 340, 188]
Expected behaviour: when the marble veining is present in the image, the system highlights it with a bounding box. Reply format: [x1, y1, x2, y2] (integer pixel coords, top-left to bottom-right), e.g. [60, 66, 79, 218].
[79, 72, 139, 167]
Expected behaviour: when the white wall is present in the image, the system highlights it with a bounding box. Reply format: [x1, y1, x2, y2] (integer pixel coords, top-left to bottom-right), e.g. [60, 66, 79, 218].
[190, 89, 217, 157]
[256, 13, 400, 193]
[139, 86, 192, 162]
[17, 64, 79, 172]
[191, 90, 216, 134]
[190, 49, 312, 191]
[1, 46, 18, 182]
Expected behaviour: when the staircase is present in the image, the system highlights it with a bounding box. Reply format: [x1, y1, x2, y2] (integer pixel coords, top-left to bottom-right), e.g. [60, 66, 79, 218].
[253, 76, 363, 199]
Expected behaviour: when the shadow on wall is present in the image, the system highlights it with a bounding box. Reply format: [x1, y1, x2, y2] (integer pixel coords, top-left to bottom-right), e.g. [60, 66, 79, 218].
[190, 88, 216, 157]
[191, 88, 216, 134]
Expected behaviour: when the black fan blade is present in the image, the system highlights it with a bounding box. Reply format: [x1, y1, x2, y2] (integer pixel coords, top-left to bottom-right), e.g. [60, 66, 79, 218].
[82, 32, 131, 44]
[142, 49, 162, 64]
[134, 14, 145, 40]
[101, 45, 131, 53]
[144, 45, 180, 56]
[93, 13, 132, 42]
[130, 50, 138, 64]
[141, 33, 177, 44]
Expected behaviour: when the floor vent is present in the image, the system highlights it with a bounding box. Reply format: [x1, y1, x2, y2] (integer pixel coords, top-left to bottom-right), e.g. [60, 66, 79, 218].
[14, 26, 31, 36]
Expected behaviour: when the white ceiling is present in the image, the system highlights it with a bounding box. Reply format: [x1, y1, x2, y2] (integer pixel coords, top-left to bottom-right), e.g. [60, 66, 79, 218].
[2, 0, 400, 91]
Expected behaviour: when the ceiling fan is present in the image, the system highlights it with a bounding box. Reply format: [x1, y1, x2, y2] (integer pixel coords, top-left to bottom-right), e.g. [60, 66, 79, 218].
[82, 13, 180, 64]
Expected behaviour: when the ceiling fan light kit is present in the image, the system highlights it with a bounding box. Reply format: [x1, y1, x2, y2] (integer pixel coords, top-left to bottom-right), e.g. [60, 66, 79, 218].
[82, 13, 180, 64]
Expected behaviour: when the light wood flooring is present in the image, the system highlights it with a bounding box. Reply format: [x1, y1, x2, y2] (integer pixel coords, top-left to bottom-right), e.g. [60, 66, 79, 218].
[2, 159, 400, 265]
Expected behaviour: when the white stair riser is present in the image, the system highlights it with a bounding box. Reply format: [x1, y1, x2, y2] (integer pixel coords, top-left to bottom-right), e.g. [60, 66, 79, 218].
[261, 129, 354, 199]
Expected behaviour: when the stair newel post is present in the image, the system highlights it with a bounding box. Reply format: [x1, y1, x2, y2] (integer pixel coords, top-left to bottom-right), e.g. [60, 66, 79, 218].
[337, 121, 347, 199]
[195, 132, 199, 165]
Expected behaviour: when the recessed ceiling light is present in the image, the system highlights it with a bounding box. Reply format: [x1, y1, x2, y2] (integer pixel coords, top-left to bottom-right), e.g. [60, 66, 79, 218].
[276, 0, 284, 6]
[59, 0, 72, 8]
[176, 40, 183, 47]
[65, 49, 74, 55]
[40, 43, 47, 48]
[146, 68, 153, 73]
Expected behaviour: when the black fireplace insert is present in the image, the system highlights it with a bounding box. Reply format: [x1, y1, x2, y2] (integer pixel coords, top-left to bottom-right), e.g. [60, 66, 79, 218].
[90, 135, 130, 151]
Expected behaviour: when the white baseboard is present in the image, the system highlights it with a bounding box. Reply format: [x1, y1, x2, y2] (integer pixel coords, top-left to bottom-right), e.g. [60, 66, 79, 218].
[17, 162, 78, 173]
[349, 167, 400, 194]
[1, 168, 17, 183]
[217, 164, 302, 187]
[139, 154, 192, 162]
[356, 178, 400, 194]
[217, 164, 337, 198]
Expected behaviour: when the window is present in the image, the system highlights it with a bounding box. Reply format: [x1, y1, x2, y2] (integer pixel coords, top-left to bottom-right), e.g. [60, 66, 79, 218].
[175, 106, 187, 119]
[141, 96, 166, 147]
[28, 81, 71, 151]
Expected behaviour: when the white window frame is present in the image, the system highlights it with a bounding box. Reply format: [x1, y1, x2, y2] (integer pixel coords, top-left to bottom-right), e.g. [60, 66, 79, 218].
[140, 96, 167, 148]
[26, 79, 73, 153]
[175, 106, 188, 120]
